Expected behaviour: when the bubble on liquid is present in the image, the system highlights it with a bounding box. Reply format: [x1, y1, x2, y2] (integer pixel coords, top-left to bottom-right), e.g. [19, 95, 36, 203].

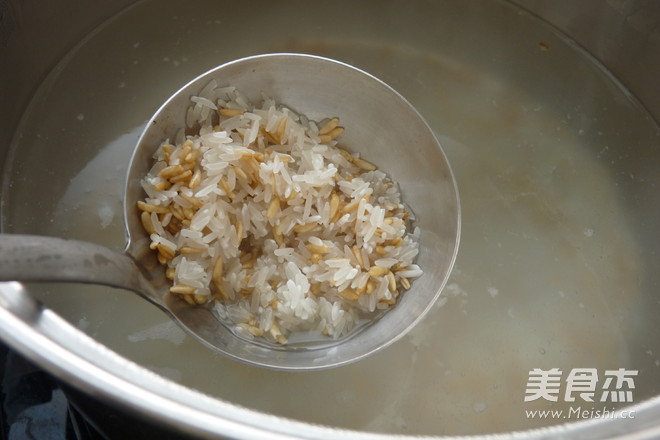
[98, 204, 116, 228]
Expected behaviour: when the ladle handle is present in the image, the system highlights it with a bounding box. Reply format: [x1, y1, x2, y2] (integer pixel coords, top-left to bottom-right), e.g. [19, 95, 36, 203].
[0, 234, 144, 293]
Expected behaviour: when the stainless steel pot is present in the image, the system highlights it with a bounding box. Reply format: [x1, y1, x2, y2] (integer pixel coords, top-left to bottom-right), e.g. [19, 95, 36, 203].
[1, 0, 660, 438]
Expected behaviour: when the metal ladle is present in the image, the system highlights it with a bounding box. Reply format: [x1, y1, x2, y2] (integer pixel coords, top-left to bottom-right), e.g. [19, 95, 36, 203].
[0, 54, 460, 370]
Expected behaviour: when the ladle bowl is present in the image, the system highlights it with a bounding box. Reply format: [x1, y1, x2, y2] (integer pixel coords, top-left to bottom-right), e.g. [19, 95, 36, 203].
[0, 53, 460, 370]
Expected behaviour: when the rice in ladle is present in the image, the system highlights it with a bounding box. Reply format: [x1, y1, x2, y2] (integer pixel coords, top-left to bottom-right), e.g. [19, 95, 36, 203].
[138, 85, 422, 344]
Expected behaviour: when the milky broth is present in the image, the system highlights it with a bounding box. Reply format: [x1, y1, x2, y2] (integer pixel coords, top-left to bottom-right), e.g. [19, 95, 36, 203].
[3, 0, 659, 435]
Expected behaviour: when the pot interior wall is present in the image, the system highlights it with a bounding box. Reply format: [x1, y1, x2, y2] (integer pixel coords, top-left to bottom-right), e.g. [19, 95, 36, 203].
[1, 0, 659, 437]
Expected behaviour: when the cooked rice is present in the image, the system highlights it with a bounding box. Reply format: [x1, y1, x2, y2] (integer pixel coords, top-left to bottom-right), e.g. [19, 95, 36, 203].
[138, 85, 422, 344]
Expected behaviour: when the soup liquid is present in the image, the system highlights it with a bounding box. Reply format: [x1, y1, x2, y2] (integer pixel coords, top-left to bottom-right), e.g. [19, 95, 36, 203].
[3, 0, 660, 435]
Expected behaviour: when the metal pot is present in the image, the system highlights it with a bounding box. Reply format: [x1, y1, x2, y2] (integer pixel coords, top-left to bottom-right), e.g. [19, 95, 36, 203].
[1, 0, 659, 438]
